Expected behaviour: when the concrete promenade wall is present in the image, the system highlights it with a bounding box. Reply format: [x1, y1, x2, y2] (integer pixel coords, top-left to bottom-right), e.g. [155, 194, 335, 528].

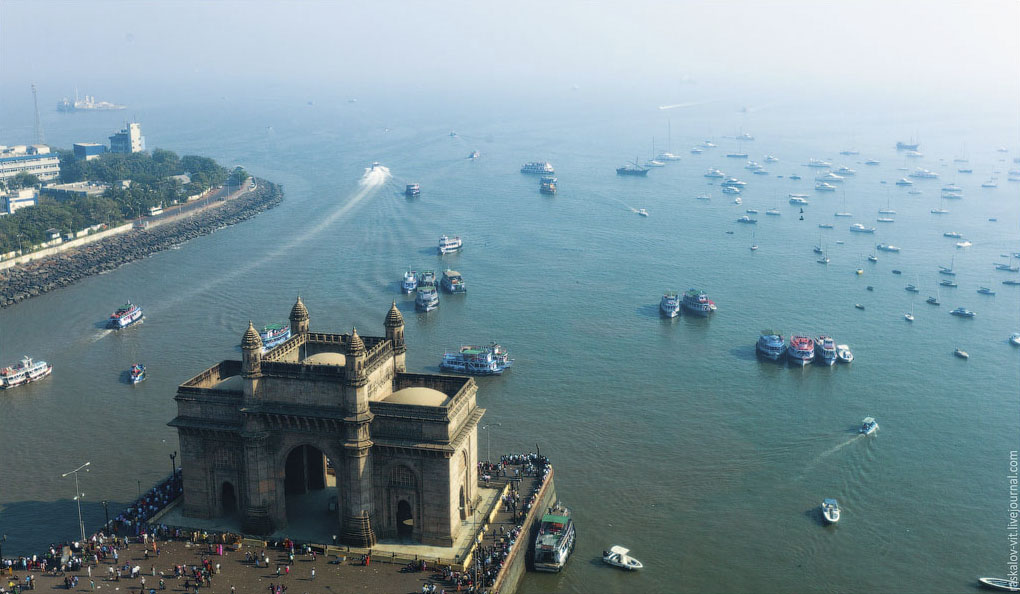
[492, 468, 558, 594]
[0, 222, 134, 270]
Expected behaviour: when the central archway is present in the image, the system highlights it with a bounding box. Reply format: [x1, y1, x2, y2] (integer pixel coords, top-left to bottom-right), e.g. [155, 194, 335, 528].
[284, 444, 337, 538]
[396, 499, 413, 538]
[221, 482, 237, 515]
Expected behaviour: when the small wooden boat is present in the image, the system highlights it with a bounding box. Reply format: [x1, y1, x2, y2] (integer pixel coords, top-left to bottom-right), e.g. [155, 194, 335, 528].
[821, 498, 840, 524]
[602, 546, 643, 571]
[978, 577, 1020, 591]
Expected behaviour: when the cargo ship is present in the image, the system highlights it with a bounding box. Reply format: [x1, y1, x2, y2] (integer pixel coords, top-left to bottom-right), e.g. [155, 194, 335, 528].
[57, 91, 125, 112]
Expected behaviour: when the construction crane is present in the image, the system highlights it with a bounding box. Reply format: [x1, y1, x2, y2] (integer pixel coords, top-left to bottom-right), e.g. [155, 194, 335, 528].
[31, 83, 46, 145]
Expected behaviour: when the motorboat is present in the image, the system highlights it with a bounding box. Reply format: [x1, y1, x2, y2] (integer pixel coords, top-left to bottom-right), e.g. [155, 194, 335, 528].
[956, 241, 973, 248]
[895, 178, 914, 186]
[765, 208, 781, 216]
[806, 158, 832, 168]
[636, 208, 649, 217]
[977, 577, 1020, 591]
[704, 168, 725, 178]
[816, 172, 845, 183]
[954, 348, 969, 359]
[849, 224, 875, 234]
[602, 546, 643, 571]
[789, 174, 802, 180]
[405, 183, 421, 197]
[978, 286, 996, 295]
[943, 231, 962, 238]
[835, 344, 854, 363]
[940, 280, 958, 287]
[818, 224, 834, 229]
[950, 307, 976, 317]
[859, 417, 879, 435]
[1010, 333, 1020, 346]
[868, 254, 878, 263]
[815, 182, 837, 192]
[905, 284, 919, 293]
[821, 498, 840, 524]
[736, 215, 756, 224]
[789, 195, 809, 205]
[876, 244, 900, 252]
[854, 303, 865, 310]
[722, 186, 741, 195]
[130, 363, 146, 384]
[909, 168, 939, 179]
[877, 217, 895, 223]
[733, 197, 742, 205]
[865, 159, 881, 166]
[834, 166, 856, 176]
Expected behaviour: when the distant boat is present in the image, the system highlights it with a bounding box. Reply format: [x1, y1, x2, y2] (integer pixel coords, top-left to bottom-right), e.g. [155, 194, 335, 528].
[636, 208, 649, 217]
[954, 348, 969, 359]
[404, 183, 421, 197]
[859, 417, 879, 435]
[736, 215, 756, 224]
[1010, 333, 1020, 346]
[468, 150, 480, 160]
[660, 291, 680, 318]
[521, 161, 555, 174]
[950, 307, 975, 317]
[896, 141, 920, 151]
[977, 577, 1020, 591]
[836, 344, 854, 363]
[821, 498, 840, 524]
[602, 546, 644, 571]
[876, 243, 900, 252]
[130, 363, 146, 384]
[854, 303, 865, 310]
[617, 159, 649, 176]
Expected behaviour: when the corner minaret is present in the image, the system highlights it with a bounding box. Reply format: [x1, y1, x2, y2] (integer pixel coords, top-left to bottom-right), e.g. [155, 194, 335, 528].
[241, 320, 263, 400]
[341, 325, 377, 547]
[384, 301, 406, 372]
[289, 296, 309, 335]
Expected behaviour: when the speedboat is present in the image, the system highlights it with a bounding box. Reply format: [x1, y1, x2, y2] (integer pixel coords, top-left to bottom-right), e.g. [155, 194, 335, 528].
[660, 291, 680, 318]
[956, 240, 973, 248]
[756, 330, 786, 361]
[835, 344, 854, 363]
[1010, 333, 1020, 346]
[954, 348, 969, 359]
[815, 182, 837, 192]
[859, 417, 879, 435]
[602, 546, 643, 571]
[895, 178, 914, 186]
[636, 208, 649, 217]
[821, 498, 840, 524]
[401, 269, 418, 293]
[950, 307, 976, 317]
[978, 286, 996, 295]
[977, 577, 1020, 591]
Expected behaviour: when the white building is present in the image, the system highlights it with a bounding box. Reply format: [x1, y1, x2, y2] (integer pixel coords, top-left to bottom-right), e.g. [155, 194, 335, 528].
[0, 145, 60, 183]
[0, 188, 39, 215]
[109, 123, 145, 154]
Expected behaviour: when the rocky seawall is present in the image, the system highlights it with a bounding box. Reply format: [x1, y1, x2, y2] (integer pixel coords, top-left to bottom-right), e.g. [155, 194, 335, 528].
[0, 179, 282, 308]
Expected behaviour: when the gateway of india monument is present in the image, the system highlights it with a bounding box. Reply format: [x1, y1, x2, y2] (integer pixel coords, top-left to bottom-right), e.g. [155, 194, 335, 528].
[169, 298, 484, 547]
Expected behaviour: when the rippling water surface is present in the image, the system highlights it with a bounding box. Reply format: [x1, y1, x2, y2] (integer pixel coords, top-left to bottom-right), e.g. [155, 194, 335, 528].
[1, 88, 1017, 593]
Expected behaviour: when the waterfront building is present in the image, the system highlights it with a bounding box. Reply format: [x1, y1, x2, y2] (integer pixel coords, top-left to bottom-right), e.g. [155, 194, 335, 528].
[41, 181, 110, 201]
[170, 298, 484, 547]
[0, 188, 38, 215]
[0, 145, 60, 183]
[109, 123, 145, 153]
[73, 142, 107, 161]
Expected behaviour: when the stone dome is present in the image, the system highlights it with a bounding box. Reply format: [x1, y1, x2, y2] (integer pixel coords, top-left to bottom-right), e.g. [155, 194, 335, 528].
[289, 296, 308, 321]
[384, 387, 448, 407]
[241, 320, 263, 350]
[385, 301, 404, 327]
[302, 352, 346, 366]
[347, 327, 366, 354]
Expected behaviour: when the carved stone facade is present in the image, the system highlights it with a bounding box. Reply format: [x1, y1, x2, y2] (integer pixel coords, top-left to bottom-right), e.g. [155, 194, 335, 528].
[169, 299, 484, 547]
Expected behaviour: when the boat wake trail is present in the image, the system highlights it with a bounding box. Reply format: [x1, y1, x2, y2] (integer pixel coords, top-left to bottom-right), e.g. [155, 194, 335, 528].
[156, 165, 392, 312]
[658, 101, 712, 110]
[796, 435, 863, 479]
[89, 328, 114, 343]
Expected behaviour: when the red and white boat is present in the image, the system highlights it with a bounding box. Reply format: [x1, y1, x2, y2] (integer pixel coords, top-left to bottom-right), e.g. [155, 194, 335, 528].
[1, 356, 52, 389]
[787, 336, 816, 366]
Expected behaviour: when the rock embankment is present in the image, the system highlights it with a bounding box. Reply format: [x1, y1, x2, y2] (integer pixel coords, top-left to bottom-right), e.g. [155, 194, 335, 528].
[0, 179, 283, 308]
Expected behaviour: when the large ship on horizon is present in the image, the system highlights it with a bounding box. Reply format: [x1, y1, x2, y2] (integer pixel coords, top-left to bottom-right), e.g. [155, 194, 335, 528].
[533, 503, 575, 572]
[57, 90, 126, 112]
[1, 356, 52, 389]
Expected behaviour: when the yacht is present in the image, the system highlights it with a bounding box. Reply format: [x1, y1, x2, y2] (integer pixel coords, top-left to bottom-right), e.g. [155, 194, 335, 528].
[821, 499, 840, 524]
[834, 166, 856, 176]
[765, 208, 781, 216]
[909, 168, 939, 179]
[440, 269, 466, 293]
[789, 174, 802, 180]
[1010, 333, 1020, 346]
[617, 160, 649, 176]
[958, 168, 973, 173]
[733, 197, 742, 205]
[818, 223, 834, 229]
[765, 154, 779, 162]
[895, 178, 914, 186]
[876, 243, 900, 252]
[725, 152, 749, 158]
[636, 208, 649, 217]
[816, 172, 845, 183]
[468, 150, 480, 160]
[745, 160, 763, 170]
[806, 159, 832, 168]
[756, 330, 786, 361]
[978, 286, 996, 295]
[736, 215, 756, 224]
[696, 193, 711, 201]
[839, 149, 860, 156]
[931, 207, 949, 214]
[721, 177, 747, 187]
[644, 159, 666, 168]
[868, 254, 878, 262]
[405, 183, 421, 197]
[438, 234, 463, 254]
[905, 150, 924, 158]
[943, 231, 962, 238]
[681, 289, 715, 316]
[940, 280, 958, 287]
[859, 417, 879, 435]
[950, 307, 975, 317]
[941, 183, 963, 194]
[704, 168, 725, 178]
[656, 152, 681, 162]
[836, 344, 854, 363]
[849, 224, 876, 233]
[746, 209, 759, 214]
[690, 146, 704, 154]
[815, 182, 837, 192]
[905, 284, 920, 293]
[865, 159, 881, 166]
[815, 336, 837, 366]
[954, 348, 969, 359]
[534, 504, 576, 572]
[789, 195, 809, 205]
[660, 291, 681, 318]
[956, 240, 972, 248]
[981, 179, 998, 188]
[877, 217, 895, 223]
[722, 186, 741, 195]
[787, 335, 816, 366]
[401, 269, 418, 293]
[703, 140, 717, 147]
[602, 546, 644, 571]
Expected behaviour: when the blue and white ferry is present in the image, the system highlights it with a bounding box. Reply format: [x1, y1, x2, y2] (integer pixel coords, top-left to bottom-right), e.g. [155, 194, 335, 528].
[660, 291, 680, 318]
[756, 330, 786, 361]
[415, 284, 439, 312]
[259, 323, 291, 351]
[440, 343, 513, 375]
[402, 269, 418, 293]
[108, 302, 144, 329]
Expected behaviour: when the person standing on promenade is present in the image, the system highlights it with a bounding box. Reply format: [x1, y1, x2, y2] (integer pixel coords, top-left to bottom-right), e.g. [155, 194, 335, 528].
[311, 568, 315, 580]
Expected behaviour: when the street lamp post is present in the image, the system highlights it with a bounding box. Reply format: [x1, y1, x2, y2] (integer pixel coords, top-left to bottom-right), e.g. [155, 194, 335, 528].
[101, 500, 110, 533]
[481, 423, 501, 464]
[169, 451, 178, 482]
[61, 461, 90, 545]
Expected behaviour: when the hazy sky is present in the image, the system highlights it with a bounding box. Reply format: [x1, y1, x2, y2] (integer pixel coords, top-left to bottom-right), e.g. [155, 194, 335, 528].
[2, 1, 1018, 109]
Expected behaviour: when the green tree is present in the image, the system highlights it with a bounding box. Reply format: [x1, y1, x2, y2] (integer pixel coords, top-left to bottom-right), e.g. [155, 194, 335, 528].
[8, 171, 40, 190]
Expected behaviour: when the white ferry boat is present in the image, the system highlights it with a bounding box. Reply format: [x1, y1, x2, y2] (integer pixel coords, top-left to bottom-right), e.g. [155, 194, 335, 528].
[440, 343, 513, 375]
[682, 289, 715, 316]
[521, 162, 554, 174]
[660, 291, 680, 318]
[108, 302, 144, 329]
[438, 235, 462, 254]
[440, 269, 466, 293]
[815, 336, 837, 366]
[534, 504, 575, 572]
[1, 356, 52, 389]
[415, 285, 439, 312]
[402, 269, 418, 293]
[259, 323, 291, 351]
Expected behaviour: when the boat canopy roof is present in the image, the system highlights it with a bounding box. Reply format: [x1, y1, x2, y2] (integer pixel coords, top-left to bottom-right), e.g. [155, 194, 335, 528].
[823, 498, 838, 506]
[607, 545, 630, 555]
[862, 417, 875, 424]
[541, 514, 569, 526]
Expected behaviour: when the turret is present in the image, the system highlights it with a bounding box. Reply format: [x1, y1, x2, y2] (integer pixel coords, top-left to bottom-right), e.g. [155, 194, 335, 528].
[289, 296, 309, 335]
[346, 326, 367, 387]
[384, 301, 406, 372]
[241, 320, 263, 399]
